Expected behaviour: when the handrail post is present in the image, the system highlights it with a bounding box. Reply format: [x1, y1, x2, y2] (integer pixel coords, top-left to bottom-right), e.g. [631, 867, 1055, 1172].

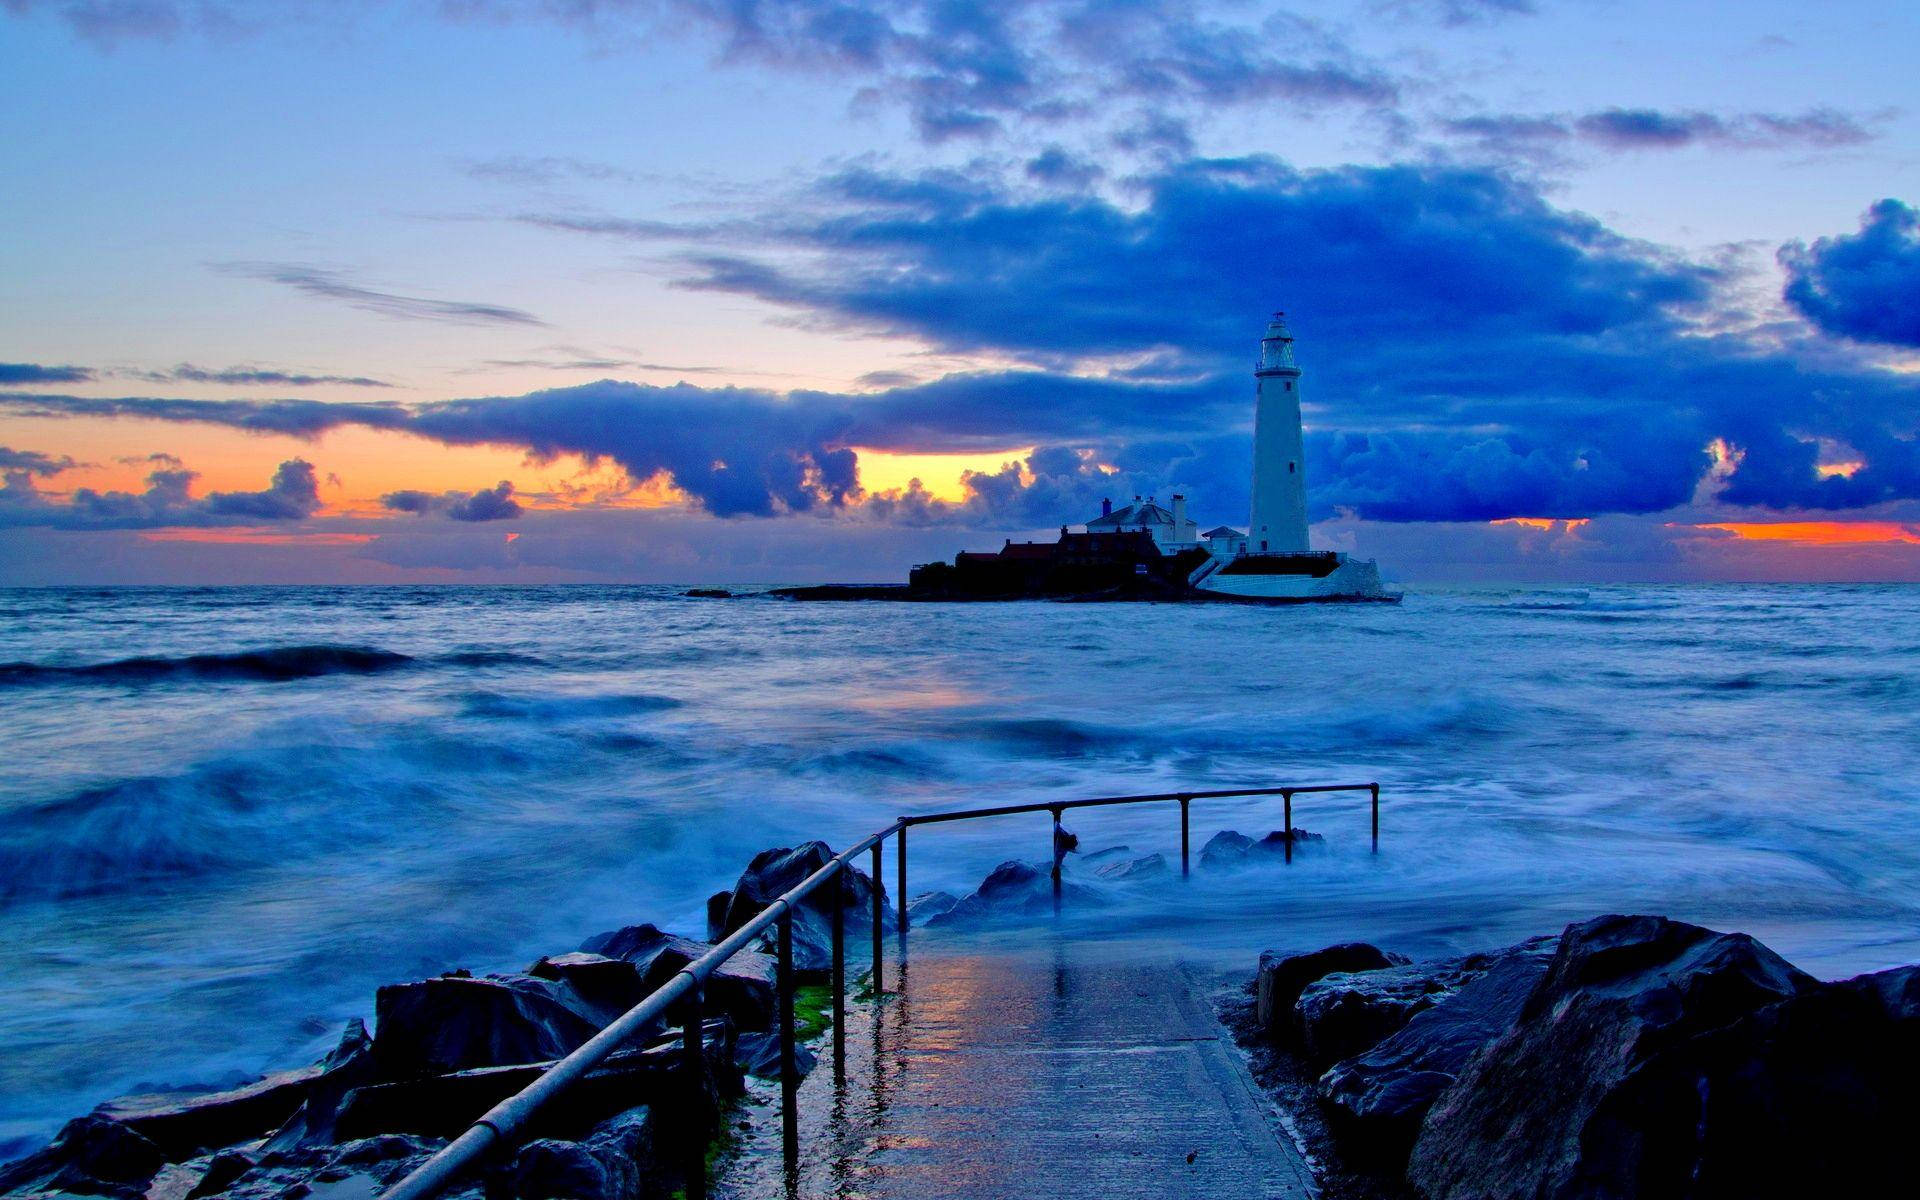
[896, 824, 909, 933]
[681, 984, 706, 1200]
[831, 865, 846, 1083]
[1371, 784, 1380, 852]
[776, 908, 799, 1168]
[1179, 796, 1190, 878]
[1049, 806, 1063, 914]
[1283, 790, 1293, 864]
[869, 842, 883, 996]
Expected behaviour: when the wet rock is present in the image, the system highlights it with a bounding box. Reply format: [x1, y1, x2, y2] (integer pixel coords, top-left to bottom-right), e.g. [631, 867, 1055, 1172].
[93, 1067, 322, 1161]
[1255, 943, 1407, 1035]
[705, 891, 730, 942]
[331, 1022, 738, 1145]
[906, 891, 959, 924]
[1408, 914, 1818, 1200]
[1093, 852, 1168, 882]
[578, 925, 776, 1032]
[526, 953, 650, 1028]
[713, 843, 890, 978]
[1296, 936, 1559, 1066]
[1201, 828, 1321, 870]
[1318, 940, 1560, 1153]
[1076, 846, 1134, 867]
[217, 1135, 440, 1200]
[925, 860, 1100, 927]
[0, 1115, 165, 1199]
[372, 973, 603, 1077]
[489, 1107, 658, 1200]
[263, 1020, 379, 1152]
[733, 1032, 817, 1081]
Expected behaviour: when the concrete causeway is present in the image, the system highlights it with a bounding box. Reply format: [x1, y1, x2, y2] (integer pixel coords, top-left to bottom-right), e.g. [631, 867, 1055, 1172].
[716, 936, 1315, 1199]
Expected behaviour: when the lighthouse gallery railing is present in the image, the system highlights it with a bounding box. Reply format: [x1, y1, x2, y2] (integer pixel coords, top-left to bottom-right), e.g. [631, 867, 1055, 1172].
[381, 780, 1382, 1200]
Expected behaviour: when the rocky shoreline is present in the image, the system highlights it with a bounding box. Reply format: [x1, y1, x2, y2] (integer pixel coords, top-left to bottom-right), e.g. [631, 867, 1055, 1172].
[1239, 913, 1920, 1198]
[10, 831, 1915, 1200]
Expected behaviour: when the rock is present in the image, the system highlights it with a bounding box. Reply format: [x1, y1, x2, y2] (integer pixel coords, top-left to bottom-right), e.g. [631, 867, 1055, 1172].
[216, 1135, 441, 1200]
[332, 1020, 735, 1144]
[1075, 845, 1134, 867]
[906, 891, 959, 924]
[705, 891, 731, 942]
[1318, 940, 1560, 1152]
[925, 860, 1100, 927]
[263, 1020, 380, 1152]
[1202, 828, 1321, 870]
[1093, 852, 1168, 882]
[1255, 943, 1407, 1035]
[733, 1032, 817, 1081]
[1408, 914, 1818, 1200]
[181, 1150, 253, 1199]
[526, 953, 651, 1027]
[0, 1115, 165, 1199]
[489, 1107, 659, 1200]
[1296, 936, 1559, 1066]
[372, 973, 604, 1077]
[93, 1068, 322, 1161]
[714, 842, 890, 978]
[578, 925, 776, 1032]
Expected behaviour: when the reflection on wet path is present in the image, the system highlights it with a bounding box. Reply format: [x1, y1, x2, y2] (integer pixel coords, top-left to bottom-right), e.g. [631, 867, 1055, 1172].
[716, 932, 1312, 1199]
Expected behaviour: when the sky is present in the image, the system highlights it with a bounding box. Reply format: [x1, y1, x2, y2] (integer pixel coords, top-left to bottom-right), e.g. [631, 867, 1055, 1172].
[1, 0, 1917, 584]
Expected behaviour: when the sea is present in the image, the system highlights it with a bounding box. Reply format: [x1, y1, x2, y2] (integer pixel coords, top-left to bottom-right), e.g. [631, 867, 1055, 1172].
[2, 583, 1918, 1153]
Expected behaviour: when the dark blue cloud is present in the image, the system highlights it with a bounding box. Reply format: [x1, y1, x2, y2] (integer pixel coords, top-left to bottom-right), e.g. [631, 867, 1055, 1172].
[0, 447, 78, 475]
[1573, 107, 1870, 150]
[0, 457, 320, 529]
[214, 263, 545, 327]
[0, 363, 93, 384]
[382, 480, 523, 522]
[1780, 199, 1920, 348]
[128, 364, 394, 388]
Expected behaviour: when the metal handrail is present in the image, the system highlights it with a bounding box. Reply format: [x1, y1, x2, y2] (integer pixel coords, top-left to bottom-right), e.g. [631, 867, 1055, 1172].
[381, 781, 1379, 1199]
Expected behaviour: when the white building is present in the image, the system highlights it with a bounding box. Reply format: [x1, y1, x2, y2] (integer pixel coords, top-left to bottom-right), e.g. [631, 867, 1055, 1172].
[1247, 312, 1312, 554]
[1084, 493, 1199, 551]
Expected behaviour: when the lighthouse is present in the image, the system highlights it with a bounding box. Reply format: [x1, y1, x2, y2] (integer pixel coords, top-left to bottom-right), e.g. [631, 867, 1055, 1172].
[1247, 312, 1311, 554]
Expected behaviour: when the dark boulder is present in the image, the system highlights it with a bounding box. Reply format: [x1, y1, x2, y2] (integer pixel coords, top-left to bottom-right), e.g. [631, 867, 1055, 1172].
[926, 860, 1100, 927]
[526, 953, 651, 1027]
[714, 842, 890, 978]
[373, 973, 604, 1077]
[1296, 936, 1558, 1067]
[1408, 914, 1817, 1200]
[578, 925, 775, 1032]
[1255, 943, 1407, 1035]
[216, 1134, 441, 1200]
[333, 1022, 737, 1144]
[1076, 845, 1134, 867]
[1318, 940, 1560, 1153]
[489, 1108, 660, 1200]
[705, 891, 731, 942]
[0, 1114, 165, 1199]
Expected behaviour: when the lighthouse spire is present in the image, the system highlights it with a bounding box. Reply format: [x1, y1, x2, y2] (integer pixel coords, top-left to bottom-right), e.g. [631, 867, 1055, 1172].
[1246, 311, 1311, 554]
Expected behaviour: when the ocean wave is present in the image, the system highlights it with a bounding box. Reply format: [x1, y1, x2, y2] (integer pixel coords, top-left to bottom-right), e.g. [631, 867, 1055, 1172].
[456, 691, 683, 721]
[434, 650, 548, 668]
[0, 645, 413, 687]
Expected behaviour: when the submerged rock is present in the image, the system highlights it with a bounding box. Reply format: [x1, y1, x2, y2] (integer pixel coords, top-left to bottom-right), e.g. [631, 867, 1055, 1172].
[1255, 943, 1406, 1035]
[1200, 828, 1322, 870]
[372, 973, 604, 1077]
[1318, 938, 1560, 1152]
[1092, 851, 1169, 882]
[733, 1031, 817, 1081]
[906, 891, 959, 924]
[1408, 914, 1818, 1200]
[926, 860, 1100, 926]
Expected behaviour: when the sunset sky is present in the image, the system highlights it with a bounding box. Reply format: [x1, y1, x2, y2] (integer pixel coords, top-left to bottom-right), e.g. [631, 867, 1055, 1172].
[3, 0, 1918, 584]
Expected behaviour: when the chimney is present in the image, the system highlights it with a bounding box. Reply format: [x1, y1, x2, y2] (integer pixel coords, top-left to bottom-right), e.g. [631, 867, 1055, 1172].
[1102, 498, 1112, 517]
[1172, 493, 1187, 530]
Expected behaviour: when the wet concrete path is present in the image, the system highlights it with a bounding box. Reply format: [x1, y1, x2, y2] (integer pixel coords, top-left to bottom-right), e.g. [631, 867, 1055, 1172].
[717, 937, 1316, 1199]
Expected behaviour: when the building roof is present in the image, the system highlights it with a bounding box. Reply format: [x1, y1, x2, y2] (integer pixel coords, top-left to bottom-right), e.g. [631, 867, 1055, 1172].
[1202, 526, 1246, 538]
[1088, 502, 1175, 528]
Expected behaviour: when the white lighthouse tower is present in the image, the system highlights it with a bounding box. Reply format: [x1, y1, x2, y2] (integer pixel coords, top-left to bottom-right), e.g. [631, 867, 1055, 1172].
[1190, 311, 1392, 601]
[1247, 312, 1311, 554]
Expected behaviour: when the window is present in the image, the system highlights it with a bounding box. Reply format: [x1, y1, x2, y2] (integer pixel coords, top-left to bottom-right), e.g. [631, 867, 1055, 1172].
[1288, 461, 1295, 473]
[1285, 381, 1292, 391]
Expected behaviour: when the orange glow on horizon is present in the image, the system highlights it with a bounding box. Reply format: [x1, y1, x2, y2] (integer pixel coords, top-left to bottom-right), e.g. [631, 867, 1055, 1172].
[1690, 521, 1920, 545]
[137, 529, 378, 546]
[853, 446, 1033, 502]
[1492, 517, 1591, 531]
